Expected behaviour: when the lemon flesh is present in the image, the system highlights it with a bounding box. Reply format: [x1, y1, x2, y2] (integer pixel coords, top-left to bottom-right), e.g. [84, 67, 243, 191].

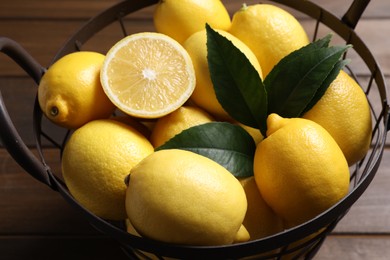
[100, 32, 196, 119]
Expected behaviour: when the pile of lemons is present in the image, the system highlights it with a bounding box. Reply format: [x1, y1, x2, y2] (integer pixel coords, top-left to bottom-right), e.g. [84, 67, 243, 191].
[37, 0, 372, 248]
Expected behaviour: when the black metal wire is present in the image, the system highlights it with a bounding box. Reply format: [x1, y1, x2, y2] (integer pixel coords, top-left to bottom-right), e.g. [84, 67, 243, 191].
[0, 0, 388, 259]
[32, 0, 389, 258]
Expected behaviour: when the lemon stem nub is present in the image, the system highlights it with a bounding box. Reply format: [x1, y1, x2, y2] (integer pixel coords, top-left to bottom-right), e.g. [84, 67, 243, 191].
[50, 106, 59, 117]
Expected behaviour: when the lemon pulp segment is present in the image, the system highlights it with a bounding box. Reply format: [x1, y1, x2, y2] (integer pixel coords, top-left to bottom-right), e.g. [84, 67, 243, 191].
[101, 33, 195, 118]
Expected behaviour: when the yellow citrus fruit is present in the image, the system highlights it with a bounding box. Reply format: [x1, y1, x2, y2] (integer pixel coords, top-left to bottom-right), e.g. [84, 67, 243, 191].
[183, 29, 263, 119]
[234, 224, 250, 243]
[38, 51, 116, 129]
[150, 105, 214, 147]
[236, 122, 264, 145]
[239, 177, 284, 240]
[62, 119, 154, 220]
[125, 149, 248, 245]
[125, 218, 140, 236]
[303, 70, 372, 166]
[254, 114, 350, 227]
[153, 0, 231, 44]
[110, 115, 152, 139]
[100, 32, 196, 119]
[229, 4, 310, 77]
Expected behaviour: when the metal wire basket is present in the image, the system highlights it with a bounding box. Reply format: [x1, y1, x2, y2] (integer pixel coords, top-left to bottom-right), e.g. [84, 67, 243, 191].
[0, 0, 389, 259]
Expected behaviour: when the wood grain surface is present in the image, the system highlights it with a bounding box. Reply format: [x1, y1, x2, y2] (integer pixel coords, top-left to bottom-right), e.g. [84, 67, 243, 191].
[1, 0, 389, 259]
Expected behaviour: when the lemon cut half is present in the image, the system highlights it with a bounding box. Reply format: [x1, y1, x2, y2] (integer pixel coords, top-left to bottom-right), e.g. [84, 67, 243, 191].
[100, 32, 196, 118]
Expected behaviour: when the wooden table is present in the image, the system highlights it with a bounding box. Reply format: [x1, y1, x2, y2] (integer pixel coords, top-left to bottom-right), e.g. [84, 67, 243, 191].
[1, 0, 389, 259]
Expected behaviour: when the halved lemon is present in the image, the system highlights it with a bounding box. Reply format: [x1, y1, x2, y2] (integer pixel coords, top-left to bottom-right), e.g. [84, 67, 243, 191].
[100, 32, 196, 118]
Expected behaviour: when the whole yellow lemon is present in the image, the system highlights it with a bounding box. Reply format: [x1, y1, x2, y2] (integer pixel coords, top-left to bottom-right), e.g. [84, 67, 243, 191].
[38, 51, 115, 129]
[110, 115, 152, 139]
[153, 0, 231, 44]
[303, 70, 372, 166]
[254, 114, 350, 227]
[183, 29, 262, 119]
[150, 106, 214, 147]
[125, 149, 248, 245]
[62, 119, 154, 220]
[239, 177, 284, 240]
[229, 4, 310, 77]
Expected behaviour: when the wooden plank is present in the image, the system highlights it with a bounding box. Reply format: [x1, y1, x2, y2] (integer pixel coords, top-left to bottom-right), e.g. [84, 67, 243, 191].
[0, 77, 72, 148]
[0, 19, 156, 76]
[0, 21, 93, 76]
[332, 148, 390, 233]
[0, 77, 38, 147]
[1, 0, 389, 259]
[317, 235, 390, 260]
[1, 234, 389, 260]
[1, 0, 389, 20]
[1, 18, 388, 77]
[0, 149, 105, 235]
[1, 1, 388, 77]
[224, 0, 390, 19]
[0, 0, 122, 19]
[308, 0, 390, 18]
[0, 236, 128, 260]
[354, 20, 390, 76]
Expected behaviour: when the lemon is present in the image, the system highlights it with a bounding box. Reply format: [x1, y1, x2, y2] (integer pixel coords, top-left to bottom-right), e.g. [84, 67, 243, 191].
[229, 4, 310, 77]
[150, 105, 214, 147]
[38, 51, 116, 129]
[303, 70, 372, 166]
[234, 225, 250, 243]
[254, 114, 350, 227]
[153, 0, 231, 44]
[125, 149, 248, 246]
[239, 177, 284, 240]
[236, 122, 264, 145]
[62, 119, 154, 220]
[125, 218, 140, 236]
[110, 115, 151, 139]
[183, 29, 262, 119]
[100, 32, 196, 119]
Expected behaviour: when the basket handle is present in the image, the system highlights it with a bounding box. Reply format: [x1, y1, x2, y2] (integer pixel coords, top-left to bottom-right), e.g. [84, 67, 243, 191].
[0, 37, 53, 187]
[342, 0, 370, 29]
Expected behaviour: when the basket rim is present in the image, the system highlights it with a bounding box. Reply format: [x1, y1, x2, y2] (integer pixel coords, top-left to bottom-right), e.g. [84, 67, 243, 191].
[35, 0, 389, 258]
[2, 0, 388, 259]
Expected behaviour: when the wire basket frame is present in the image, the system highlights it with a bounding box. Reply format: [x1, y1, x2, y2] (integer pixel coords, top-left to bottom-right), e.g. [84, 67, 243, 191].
[0, 0, 388, 259]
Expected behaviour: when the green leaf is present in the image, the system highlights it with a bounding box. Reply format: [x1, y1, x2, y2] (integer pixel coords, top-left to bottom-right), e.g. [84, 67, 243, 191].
[206, 24, 267, 136]
[155, 122, 256, 178]
[264, 36, 351, 118]
[263, 35, 332, 88]
[311, 33, 333, 48]
[301, 58, 350, 115]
